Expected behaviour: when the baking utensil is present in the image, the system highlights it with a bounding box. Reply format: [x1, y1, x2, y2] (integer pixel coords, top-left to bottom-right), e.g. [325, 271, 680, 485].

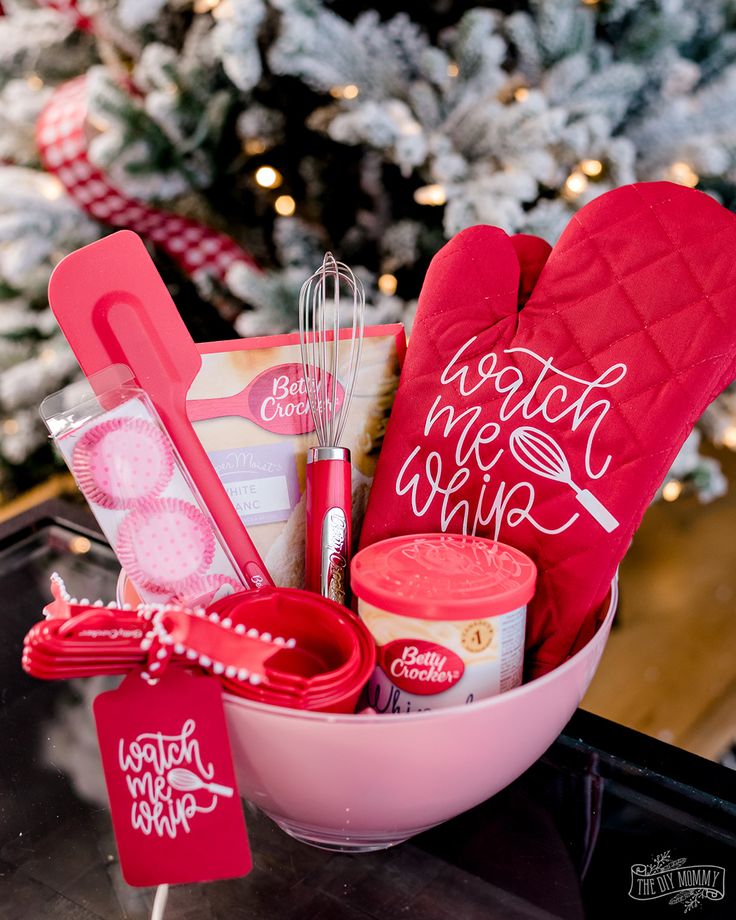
[24, 576, 282, 684]
[508, 426, 619, 532]
[47, 230, 272, 589]
[25, 574, 376, 713]
[299, 253, 364, 605]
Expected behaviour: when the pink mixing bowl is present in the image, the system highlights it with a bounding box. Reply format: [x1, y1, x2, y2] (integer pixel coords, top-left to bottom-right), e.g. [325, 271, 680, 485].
[222, 580, 618, 852]
[119, 573, 617, 852]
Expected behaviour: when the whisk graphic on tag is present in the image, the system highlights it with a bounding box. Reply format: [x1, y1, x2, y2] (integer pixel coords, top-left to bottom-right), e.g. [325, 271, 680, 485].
[167, 768, 234, 798]
[299, 253, 365, 605]
[509, 426, 620, 533]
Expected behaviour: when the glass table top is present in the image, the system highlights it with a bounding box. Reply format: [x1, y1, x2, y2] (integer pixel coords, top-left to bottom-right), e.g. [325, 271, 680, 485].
[0, 502, 733, 919]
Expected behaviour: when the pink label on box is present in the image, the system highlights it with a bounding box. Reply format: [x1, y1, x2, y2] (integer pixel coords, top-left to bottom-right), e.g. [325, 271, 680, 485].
[208, 443, 300, 526]
[246, 362, 343, 435]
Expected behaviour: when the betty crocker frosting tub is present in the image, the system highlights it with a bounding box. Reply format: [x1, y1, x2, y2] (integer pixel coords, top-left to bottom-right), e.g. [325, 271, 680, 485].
[350, 533, 537, 713]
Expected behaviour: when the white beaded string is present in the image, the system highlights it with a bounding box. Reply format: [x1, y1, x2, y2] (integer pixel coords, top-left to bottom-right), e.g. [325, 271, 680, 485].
[138, 603, 295, 686]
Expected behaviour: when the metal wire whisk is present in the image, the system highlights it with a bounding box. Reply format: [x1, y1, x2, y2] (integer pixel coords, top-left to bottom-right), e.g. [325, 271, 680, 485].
[299, 253, 365, 605]
[299, 252, 364, 448]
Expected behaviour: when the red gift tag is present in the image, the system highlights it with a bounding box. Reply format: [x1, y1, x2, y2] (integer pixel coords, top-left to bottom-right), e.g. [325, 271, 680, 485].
[93, 666, 251, 887]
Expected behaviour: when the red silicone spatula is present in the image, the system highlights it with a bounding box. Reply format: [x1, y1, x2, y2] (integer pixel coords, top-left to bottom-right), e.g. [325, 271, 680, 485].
[48, 230, 272, 590]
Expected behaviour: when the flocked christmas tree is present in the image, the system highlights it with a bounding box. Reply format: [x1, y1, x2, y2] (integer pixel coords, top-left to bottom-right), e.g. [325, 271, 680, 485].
[0, 0, 734, 501]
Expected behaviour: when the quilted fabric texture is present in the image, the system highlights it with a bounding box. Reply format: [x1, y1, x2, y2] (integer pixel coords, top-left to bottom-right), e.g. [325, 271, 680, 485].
[361, 182, 736, 677]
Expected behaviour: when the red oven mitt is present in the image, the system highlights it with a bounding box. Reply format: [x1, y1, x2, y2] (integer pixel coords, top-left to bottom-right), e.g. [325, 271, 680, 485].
[361, 182, 736, 677]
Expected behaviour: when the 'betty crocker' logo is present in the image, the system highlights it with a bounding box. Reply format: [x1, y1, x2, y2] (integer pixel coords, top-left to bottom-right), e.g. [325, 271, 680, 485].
[247, 362, 344, 435]
[380, 639, 464, 695]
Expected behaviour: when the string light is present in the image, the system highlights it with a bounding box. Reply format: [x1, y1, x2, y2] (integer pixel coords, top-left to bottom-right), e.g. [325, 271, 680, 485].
[564, 170, 588, 196]
[330, 84, 359, 100]
[39, 348, 56, 365]
[40, 176, 64, 201]
[254, 166, 283, 189]
[378, 273, 398, 296]
[26, 74, 44, 91]
[514, 86, 529, 102]
[580, 158, 603, 177]
[211, 0, 232, 19]
[447, 62, 459, 78]
[69, 536, 92, 555]
[400, 119, 422, 136]
[274, 194, 296, 216]
[243, 138, 268, 156]
[88, 113, 111, 134]
[666, 161, 699, 188]
[722, 426, 736, 449]
[414, 184, 447, 206]
[662, 480, 683, 502]
[193, 0, 220, 11]
[581, 0, 601, 5]
[2, 419, 18, 435]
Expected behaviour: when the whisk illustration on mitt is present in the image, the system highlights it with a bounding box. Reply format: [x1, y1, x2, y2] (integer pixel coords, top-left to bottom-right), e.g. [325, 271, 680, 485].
[299, 253, 365, 606]
[509, 426, 619, 533]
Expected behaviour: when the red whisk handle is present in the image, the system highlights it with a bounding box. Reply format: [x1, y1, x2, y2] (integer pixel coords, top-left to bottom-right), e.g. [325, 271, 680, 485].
[305, 446, 352, 606]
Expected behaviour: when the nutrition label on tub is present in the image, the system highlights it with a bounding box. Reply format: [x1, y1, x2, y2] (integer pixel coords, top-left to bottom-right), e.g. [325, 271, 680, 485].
[499, 606, 526, 693]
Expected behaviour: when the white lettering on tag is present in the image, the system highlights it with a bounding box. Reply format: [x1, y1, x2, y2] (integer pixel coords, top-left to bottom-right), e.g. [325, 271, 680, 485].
[118, 719, 233, 839]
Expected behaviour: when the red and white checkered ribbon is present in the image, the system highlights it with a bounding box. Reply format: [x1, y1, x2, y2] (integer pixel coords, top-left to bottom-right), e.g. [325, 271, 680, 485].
[37, 76, 257, 284]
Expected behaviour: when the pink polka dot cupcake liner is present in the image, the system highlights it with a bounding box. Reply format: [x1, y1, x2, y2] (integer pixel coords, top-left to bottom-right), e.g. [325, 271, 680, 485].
[72, 417, 173, 510]
[116, 497, 216, 596]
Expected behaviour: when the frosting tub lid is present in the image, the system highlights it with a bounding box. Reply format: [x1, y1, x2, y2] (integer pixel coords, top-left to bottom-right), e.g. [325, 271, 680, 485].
[351, 533, 536, 620]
